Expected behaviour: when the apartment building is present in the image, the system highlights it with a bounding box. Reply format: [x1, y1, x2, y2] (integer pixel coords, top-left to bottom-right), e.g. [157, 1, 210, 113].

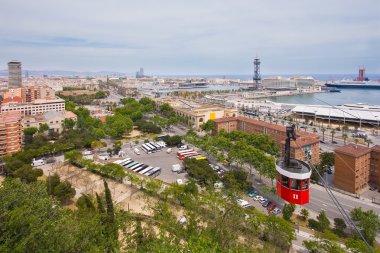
[0, 111, 22, 156]
[213, 116, 320, 164]
[334, 144, 372, 193]
[3, 86, 56, 103]
[370, 146, 380, 188]
[155, 98, 238, 130]
[1, 98, 65, 116]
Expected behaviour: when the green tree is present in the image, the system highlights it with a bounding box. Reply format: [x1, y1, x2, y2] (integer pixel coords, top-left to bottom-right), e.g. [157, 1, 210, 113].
[321, 127, 326, 142]
[23, 127, 38, 145]
[300, 208, 310, 221]
[365, 138, 373, 147]
[333, 218, 346, 237]
[282, 203, 296, 221]
[200, 120, 217, 134]
[13, 164, 43, 183]
[351, 207, 380, 245]
[63, 118, 76, 130]
[53, 181, 76, 204]
[104, 180, 115, 222]
[64, 150, 83, 164]
[39, 123, 49, 133]
[316, 210, 330, 232]
[342, 133, 348, 145]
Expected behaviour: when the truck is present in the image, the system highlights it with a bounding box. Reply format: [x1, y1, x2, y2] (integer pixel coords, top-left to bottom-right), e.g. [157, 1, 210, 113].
[32, 159, 45, 167]
[171, 164, 182, 173]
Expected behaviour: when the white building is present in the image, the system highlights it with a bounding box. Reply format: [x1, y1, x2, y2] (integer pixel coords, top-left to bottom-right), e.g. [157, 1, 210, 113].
[1, 98, 65, 116]
[262, 77, 296, 90]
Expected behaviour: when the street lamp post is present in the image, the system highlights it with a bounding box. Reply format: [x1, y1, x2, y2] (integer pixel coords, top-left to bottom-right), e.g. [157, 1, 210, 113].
[314, 110, 317, 127]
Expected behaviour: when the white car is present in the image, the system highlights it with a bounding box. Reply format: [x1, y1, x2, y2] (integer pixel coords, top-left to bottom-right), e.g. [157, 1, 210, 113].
[259, 198, 267, 204]
[272, 208, 282, 215]
[253, 195, 262, 201]
[236, 199, 249, 207]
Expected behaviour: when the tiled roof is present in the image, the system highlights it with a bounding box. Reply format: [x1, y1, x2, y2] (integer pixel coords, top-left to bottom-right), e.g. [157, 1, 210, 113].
[371, 145, 380, 152]
[335, 144, 371, 158]
[0, 111, 22, 123]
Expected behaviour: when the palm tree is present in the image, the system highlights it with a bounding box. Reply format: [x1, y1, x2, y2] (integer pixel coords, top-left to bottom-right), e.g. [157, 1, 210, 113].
[342, 133, 348, 145]
[296, 122, 300, 130]
[365, 138, 373, 147]
[321, 127, 326, 142]
[331, 129, 336, 143]
[313, 128, 318, 134]
[354, 138, 359, 145]
[342, 124, 349, 134]
[304, 126, 308, 132]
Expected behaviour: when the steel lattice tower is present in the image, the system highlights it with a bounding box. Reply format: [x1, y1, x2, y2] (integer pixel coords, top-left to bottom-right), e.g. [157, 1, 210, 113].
[253, 57, 261, 86]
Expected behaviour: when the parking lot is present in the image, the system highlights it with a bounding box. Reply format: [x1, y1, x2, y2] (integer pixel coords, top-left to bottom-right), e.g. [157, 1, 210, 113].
[118, 144, 189, 184]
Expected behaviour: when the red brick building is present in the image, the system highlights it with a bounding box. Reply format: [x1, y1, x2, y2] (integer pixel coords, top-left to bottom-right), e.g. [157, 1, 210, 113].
[334, 144, 380, 194]
[213, 116, 320, 164]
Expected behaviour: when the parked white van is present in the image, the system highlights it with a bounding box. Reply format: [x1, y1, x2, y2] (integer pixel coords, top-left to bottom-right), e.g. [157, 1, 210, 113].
[98, 155, 110, 161]
[32, 159, 45, 167]
[134, 148, 140, 155]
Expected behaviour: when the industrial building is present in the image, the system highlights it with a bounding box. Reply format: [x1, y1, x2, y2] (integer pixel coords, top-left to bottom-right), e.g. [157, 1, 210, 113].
[334, 144, 380, 194]
[292, 104, 380, 127]
[8, 61, 22, 88]
[213, 116, 320, 164]
[0, 111, 22, 156]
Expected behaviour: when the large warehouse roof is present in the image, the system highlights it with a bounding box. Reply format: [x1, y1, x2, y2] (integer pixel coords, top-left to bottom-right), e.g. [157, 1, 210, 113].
[292, 104, 380, 124]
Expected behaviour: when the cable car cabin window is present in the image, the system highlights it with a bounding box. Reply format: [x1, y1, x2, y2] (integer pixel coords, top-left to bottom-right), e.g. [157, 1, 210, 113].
[291, 179, 301, 190]
[302, 179, 309, 190]
[281, 175, 289, 188]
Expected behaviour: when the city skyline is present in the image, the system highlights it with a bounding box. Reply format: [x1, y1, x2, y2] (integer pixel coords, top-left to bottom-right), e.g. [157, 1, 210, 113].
[0, 0, 379, 74]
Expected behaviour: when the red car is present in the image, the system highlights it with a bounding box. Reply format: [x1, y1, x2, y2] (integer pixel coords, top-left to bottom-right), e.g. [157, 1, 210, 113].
[267, 203, 276, 212]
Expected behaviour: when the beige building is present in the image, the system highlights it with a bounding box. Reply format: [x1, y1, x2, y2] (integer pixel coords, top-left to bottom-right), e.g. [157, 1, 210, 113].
[155, 98, 238, 130]
[22, 111, 77, 134]
[1, 98, 65, 116]
[3, 85, 56, 103]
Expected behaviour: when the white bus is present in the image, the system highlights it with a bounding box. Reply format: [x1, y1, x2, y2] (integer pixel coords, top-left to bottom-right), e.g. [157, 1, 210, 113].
[114, 158, 131, 166]
[134, 164, 148, 173]
[150, 142, 161, 150]
[141, 144, 152, 154]
[176, 149, 194, 157]
[130, 163, 142, 170]
[126, 161, 138, 168]
[123, 160, 135, 167]
[139, 166, 153, 175]
[146, 143, 157, 152]
[146, 167, 161, 177]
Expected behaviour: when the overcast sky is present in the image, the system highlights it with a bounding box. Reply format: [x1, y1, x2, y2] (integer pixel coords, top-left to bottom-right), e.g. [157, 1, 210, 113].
[0, 0, 379, 75]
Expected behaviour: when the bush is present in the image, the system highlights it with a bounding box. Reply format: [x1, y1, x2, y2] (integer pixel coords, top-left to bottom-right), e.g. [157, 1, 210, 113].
[163, 135, 182, 146]
[308, 218, 320, 231]
[135, 120, 162, 134]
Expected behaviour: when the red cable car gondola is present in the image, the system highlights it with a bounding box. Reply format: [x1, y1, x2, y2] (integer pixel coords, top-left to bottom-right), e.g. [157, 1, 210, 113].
[276, 125, 311, 205]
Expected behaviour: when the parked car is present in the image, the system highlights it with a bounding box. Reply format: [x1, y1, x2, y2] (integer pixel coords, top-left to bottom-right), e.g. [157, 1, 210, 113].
[253, 195, 263, 201]
[267, 203, 276, 212]
[259, 198, 267, 204]
[262, 201, 272, 208]
[272, 208, 281, 215]
[134, 148, 140, 155]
